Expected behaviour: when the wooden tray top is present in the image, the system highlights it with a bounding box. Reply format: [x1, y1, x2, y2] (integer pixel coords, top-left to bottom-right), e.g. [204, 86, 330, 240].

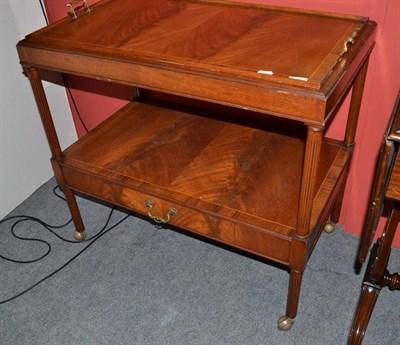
[17, 0, 376, 123]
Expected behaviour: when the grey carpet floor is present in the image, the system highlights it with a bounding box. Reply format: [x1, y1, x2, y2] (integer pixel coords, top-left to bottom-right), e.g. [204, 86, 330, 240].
[1, 178, 399, 345]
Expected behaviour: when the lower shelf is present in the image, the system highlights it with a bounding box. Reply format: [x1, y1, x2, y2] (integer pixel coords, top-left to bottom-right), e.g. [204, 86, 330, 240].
[60, 100, 351, 263]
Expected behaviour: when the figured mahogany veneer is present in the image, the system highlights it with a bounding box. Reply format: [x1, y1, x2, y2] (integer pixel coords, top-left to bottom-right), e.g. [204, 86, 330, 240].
[59, 100, 349, 263]
[18, 0, 376, 123]
[17, 0, 376, 331]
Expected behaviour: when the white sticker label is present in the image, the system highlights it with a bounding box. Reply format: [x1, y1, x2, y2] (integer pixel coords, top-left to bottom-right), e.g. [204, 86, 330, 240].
[289, 76, 309, 81]
[257, 70, 274, 75]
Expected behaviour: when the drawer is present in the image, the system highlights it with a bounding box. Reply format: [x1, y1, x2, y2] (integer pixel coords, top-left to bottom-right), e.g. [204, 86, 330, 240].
[62, 165, 291, 265]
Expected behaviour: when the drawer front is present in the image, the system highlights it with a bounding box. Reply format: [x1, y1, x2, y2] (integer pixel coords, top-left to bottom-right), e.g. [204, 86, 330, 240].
[62, 166, 291, 265]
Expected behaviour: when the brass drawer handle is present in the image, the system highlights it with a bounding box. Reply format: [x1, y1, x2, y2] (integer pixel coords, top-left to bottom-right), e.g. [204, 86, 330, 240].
[67, 0, 91, 19]
[341, 28, 361, 55]
[145, 200, 179, 224]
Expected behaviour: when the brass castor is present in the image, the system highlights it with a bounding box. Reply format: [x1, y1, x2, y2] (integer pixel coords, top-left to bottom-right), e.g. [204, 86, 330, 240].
[74, 230, 86, 241]
[277, 315, 294, 331]
[324, 221, 336, 234]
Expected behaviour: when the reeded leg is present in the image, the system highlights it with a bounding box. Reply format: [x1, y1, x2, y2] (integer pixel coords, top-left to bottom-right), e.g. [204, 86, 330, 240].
[324, 183, 346, 233]
[325, 59, 370, 236]
[64, 187, 86, 240]
[347, 283, 380, 345]
[51, 159, 86, 240]
[27, 67, 86, 240]
[324, 59, 370, 236]
[296, 126, 323, 238]
[281, 126, 323, 331]
[278, 269, 303, 331]
[344, 57, 370, 146]
[330, 183, 346, 224]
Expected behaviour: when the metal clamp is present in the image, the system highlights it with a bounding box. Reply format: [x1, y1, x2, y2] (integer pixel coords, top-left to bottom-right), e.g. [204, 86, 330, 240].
[145, 200, 178, 224]
[341, 28, 361, 55]
[66, 0, 91, 20]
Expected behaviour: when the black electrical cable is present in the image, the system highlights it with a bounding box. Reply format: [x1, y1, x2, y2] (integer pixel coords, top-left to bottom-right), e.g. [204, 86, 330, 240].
[0, 209, 132, 305]
[0, 203, 117, 263]
[0, 217, 52, 264]
[62, 75, 90, 134]
[0, 185, 132, 304]
[0, 2, 130, 305]
[37, 0, 90, 134]
[0, 186, 70, 264]
[38, 0, 49, 25]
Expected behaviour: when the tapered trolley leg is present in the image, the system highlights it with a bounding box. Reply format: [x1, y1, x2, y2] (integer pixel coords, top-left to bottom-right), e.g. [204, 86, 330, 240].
[26, 67, 86, 240]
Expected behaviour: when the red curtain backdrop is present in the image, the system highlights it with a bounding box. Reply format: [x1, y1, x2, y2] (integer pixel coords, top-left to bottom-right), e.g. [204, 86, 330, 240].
[43, 0, 400, 246]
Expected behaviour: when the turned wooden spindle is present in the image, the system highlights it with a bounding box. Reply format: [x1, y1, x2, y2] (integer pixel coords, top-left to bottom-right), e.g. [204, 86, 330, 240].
[382, 270, 400, 290]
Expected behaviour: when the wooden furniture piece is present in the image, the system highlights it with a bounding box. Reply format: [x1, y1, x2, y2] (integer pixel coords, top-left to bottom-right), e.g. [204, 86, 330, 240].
[17, 0, 376, 330]
[348, 92, 400, 345]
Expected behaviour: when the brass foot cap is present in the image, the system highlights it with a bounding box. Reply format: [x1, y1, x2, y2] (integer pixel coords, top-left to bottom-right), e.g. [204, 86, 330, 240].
[278, 315, 294, 331]
[324, 221, 336, 234]
[74, 230, 86, 241]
